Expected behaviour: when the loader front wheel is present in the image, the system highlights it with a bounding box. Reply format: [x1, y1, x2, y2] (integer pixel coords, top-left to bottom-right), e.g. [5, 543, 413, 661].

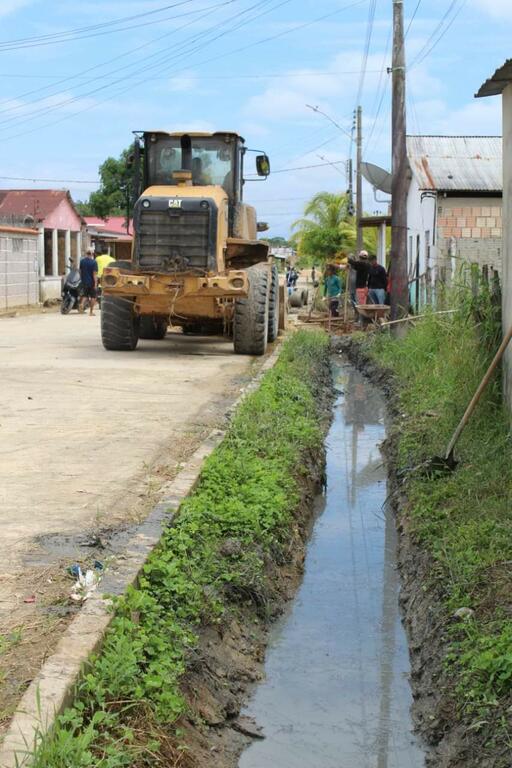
[233, 264, 269, 356]
[101, 296, 140, 351]
[139, 316, 168, 340]
[267, 264, 279, 343]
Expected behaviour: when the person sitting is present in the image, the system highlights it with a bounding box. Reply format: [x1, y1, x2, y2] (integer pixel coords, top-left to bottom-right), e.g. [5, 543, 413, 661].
[192, 157, 212, 185]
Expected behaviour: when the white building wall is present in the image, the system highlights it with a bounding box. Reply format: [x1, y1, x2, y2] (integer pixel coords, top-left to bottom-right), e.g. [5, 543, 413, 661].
[502, 84, 512, 410]
[406, 175, 437, 305]
[0, 231, 39, 311]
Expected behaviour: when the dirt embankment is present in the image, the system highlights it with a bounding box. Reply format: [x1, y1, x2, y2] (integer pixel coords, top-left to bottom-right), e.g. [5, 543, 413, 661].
[333, 336, 497, 768]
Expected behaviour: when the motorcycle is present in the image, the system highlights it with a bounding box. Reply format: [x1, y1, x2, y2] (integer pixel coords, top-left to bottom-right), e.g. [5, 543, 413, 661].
[60, 265, 82, 314]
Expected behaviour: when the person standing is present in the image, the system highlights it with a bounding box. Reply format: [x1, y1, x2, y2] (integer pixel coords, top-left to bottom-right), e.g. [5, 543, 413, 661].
[311, 265, 316, 284]
[348, 250, 370, 305]
[323, 264, 341, 317]
[79, 247, 98, 316]
[367, 255, 388, 305]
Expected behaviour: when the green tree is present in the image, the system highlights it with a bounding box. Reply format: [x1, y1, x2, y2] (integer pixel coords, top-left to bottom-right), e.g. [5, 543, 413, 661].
[291, 191, 383, 263]
[86, 145, 139, 219]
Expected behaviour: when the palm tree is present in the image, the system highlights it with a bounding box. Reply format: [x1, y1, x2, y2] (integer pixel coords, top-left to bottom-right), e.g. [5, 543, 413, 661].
[291, 191, 381, 263]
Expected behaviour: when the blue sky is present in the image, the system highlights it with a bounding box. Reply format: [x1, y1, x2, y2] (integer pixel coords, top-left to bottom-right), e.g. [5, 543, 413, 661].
[0, 0, 510, 236]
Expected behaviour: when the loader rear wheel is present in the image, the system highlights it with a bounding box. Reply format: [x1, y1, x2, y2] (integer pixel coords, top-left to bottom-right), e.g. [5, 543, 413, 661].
[101, 296, 140, 351]
[139, 316, 168, 340]
[233, 264, 269, 356]
[289, 291, 302, 308]
[267, 264, 279, 343]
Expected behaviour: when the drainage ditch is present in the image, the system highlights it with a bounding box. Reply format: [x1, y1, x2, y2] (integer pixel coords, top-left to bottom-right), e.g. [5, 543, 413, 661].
[237, 359, 426, 768]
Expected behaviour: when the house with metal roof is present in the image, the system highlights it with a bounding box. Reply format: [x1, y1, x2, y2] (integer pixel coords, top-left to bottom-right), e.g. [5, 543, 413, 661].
[406, 135, 502, 310]
[0, 189, 85, 302]
[84, 216, 133, 262]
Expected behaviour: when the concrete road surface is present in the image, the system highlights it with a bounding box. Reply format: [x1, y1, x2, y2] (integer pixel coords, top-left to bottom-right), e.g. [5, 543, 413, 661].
[0, 312, 255, 609]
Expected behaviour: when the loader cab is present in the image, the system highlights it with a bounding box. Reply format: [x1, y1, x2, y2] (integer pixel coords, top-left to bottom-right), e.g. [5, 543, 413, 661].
[141, 131, 244, 203]
[137, 131, 269, 203]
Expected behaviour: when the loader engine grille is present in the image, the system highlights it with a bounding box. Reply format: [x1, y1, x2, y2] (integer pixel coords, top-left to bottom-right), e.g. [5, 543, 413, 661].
[138, 208, 210, 271]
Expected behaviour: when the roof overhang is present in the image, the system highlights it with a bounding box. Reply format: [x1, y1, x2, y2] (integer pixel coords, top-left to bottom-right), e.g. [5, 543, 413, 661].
[360, 215, 392, 227]
[476, 59, 512, 98]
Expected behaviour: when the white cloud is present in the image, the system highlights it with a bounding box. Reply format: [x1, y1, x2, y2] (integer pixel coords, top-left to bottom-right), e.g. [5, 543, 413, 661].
[167, 71, 199, 93]
[471, 0, 512, 19]
[0, 0, 35, 18]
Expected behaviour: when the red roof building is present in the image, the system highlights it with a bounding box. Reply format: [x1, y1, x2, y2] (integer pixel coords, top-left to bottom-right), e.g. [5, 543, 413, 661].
[0, 189, 85, 301]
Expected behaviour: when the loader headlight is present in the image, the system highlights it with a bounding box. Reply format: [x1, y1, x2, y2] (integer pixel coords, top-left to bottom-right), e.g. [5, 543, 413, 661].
[230, 278, 244, 288]
[103, 274, 117, 286]
[200, 200, 209, 209]
[142, 199, 151, 208]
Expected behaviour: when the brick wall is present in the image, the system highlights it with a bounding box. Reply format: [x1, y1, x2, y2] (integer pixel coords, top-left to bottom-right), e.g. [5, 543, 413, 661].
[437, 197, 503, 274]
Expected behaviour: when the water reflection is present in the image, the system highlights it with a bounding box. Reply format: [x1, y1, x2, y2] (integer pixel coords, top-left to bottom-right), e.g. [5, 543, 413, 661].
[237, 362, 425, 768]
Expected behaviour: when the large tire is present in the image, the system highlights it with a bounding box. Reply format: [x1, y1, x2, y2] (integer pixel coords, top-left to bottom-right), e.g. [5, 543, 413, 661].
[139, 315, 168, 340]
[101, 296, 140, 351]
[60, 294, 73, 314]
[267, 264, 279, 342]
[233, 264, 269, 356]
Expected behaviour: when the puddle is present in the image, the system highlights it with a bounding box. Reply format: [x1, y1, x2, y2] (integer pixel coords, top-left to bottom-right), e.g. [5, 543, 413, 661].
[238, 360, 426, 768]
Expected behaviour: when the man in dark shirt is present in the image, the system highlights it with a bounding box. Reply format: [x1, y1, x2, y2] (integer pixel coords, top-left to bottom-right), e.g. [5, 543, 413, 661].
[348, 251, 370, 305]
[367, 255, 388, 305]
[79, 247, 98, 316]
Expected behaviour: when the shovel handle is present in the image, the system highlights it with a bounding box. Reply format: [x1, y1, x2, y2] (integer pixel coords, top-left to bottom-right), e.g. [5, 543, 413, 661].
[445, 323, 512, 460]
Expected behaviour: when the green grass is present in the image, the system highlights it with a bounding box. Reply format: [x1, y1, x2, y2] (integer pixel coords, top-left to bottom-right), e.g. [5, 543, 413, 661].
[27, 330, 329, 767]
[366, 297, 512, 738]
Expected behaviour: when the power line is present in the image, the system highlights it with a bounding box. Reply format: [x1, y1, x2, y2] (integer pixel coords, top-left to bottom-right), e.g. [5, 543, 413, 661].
[364, 0, 421, 156]
[248, 160, 346, 175]
[409, 0, 466, 70]
[0, 69, 382, 81]
[0, 0, 281, 132]
[0, 0, 210, 51]
[355, 0, 377, 108]
[0, 175, 98, 184]
[0, 0, 368, 142]
[0, 0, 235, 113]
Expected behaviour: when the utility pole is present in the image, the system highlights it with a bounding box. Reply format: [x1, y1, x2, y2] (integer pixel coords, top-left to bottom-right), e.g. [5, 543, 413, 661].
[390, 0, 409, 325]
[356, 105, 363, 252]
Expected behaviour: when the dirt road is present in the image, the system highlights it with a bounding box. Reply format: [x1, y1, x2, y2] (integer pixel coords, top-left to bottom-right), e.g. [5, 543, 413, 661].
[0, 312, 256, 725]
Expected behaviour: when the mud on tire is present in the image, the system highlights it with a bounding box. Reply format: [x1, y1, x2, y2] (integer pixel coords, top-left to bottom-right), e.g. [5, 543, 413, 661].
[267, 264, 279, 342]
[101, 295, 140, 351]
[139, 316, 168, 340]
[233, 264, 269, 356]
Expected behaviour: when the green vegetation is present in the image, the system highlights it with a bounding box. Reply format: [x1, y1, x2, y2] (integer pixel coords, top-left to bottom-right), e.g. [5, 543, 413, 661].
[291, 191, 386, 264]
[28, 331, 329, 767]
[366, 290, 512, 743]
[76, 144, 140, 219]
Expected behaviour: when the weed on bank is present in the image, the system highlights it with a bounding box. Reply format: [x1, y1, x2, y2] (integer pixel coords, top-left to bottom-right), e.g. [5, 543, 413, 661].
[27, 331, 329, 767]
[367, 295, 512, 751]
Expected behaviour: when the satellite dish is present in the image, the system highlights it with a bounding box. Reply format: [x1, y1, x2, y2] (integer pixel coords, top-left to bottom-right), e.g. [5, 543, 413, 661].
[361, 161, 392, 195]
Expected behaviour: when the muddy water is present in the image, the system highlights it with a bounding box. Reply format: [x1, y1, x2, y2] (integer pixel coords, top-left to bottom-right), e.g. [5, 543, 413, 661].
[238, 360, 425, 768]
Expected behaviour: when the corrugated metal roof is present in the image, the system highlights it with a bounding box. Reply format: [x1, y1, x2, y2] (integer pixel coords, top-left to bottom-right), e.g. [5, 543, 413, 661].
[406, 135, 502, 192]
[476, 59, 512, 98]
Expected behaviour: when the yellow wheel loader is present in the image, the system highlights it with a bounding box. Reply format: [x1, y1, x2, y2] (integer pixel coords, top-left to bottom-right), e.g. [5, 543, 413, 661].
[101, 131, 283, 355]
